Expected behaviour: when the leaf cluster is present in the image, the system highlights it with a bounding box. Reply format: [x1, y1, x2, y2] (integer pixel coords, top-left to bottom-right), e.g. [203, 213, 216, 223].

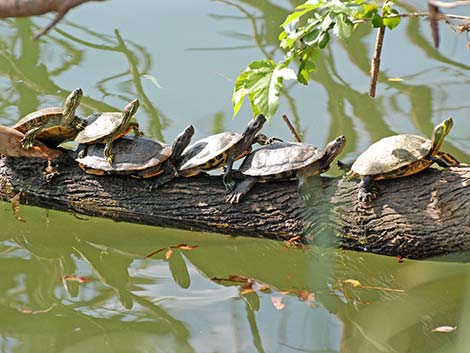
[232, 0, 401, 119]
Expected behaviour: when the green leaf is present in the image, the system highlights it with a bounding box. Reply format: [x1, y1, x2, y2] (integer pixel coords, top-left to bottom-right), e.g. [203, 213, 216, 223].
[168, 250, 190, 289]
[297, 46, 319, 84]
[334, 14, 353, 40]
[383, 9, 400, 30]
[232, 59, 296, 119]
[281, 2, 322, 27]
[371, 13, 383, 28]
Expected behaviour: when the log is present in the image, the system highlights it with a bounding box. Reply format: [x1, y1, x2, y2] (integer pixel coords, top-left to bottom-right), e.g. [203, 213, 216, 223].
[0, 151, 469, 259]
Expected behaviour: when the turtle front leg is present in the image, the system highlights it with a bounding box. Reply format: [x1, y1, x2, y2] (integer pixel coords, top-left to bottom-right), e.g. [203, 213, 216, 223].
[430, 152, 459, 167]
[225, 176, 258, 204]
[103, 138, 115, 163]
[223, 155, 236, 191]
[21, 126, 44, 150]
[357, 175, 378, 203]
[129, 122, 144, 136]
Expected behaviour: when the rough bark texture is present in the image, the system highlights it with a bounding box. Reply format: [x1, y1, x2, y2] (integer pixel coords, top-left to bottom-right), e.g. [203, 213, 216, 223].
[0, 0, 98, 18]
[0, 152, 469, 259]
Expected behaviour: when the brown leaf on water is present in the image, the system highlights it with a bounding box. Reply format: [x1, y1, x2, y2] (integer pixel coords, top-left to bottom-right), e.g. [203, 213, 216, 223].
[10, 193, 26, 222]
[396, 255, 405, 263]
[343, 279, 362, 287]
[284, 236, 304, 249]
[271, 296, 285, 310]
[432, 326, 457, 333]
[164, 248, 173, 260]
[171, 243, 198, 251]
[297, 290, 317, 307]
[227, 275, 250, 283]
[145, 247, 169, 258]
[241, 280, 255, 295]
[63, 275, 91, 283]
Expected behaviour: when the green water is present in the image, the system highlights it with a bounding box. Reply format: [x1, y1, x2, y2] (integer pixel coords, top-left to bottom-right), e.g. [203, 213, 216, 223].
[0, 1, 469, 352]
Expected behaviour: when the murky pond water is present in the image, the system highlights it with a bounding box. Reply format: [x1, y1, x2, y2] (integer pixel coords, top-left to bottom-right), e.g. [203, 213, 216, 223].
[0, 1, 469, 352]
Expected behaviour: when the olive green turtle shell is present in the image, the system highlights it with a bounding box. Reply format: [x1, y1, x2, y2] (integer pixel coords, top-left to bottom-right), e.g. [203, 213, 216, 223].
[75, 112, 127, 144]
[351, 134, 432, 176]
[239, 142, 326, 176]
[76, 135, 172, 172]
[177, 131, 243, 171]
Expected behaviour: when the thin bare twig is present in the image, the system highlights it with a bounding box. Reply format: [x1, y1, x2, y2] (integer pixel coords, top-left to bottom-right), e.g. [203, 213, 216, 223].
[281, 114, 302, 142]
[428, 2, 441, 48]
[369, 26, 386, 98]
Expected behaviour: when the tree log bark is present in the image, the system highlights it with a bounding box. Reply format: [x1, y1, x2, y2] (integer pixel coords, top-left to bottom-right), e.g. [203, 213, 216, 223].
[0, 151, 469, 259]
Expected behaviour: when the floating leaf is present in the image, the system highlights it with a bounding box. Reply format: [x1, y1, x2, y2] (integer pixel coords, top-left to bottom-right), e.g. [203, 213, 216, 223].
[343, 279, 362, 287]
[164, 248, 173, 261]
[432, 326, 457, 333]
[168, 249, 190, 288]
[396, 255, 405, 262]
[144, 247, 168, 258]
[63, 275, 91, 283]
[241, 280, 255, 295]
[271, 296, 286, 310]
[297, 290, 317, 307]
[171, 244, 198, 251]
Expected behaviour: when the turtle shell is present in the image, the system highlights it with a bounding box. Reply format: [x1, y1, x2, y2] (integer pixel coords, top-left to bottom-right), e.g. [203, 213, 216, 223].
[239, 142, 326, 176]
[76, 135, 172, 172]
[75, 112, 125, 144]
[351, 134, 432, 176]
[13, 107, 79, 145]
[177, 131, 242, 171]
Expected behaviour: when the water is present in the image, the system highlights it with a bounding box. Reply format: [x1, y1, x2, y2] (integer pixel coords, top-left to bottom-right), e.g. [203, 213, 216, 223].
[0, 1, 469, 352]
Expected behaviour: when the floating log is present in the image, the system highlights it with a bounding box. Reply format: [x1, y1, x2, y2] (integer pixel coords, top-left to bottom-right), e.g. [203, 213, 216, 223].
[0, 150, 469, 259]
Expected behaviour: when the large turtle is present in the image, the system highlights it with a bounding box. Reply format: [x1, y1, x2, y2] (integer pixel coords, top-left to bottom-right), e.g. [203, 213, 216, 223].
[176, 114, 268, 190]
[348, 117, 459, 203]
[75, 99, 142, 163]
[225, 135, 346, 204]
[76, 125, 194, 182]
[13, 88, 85, 149]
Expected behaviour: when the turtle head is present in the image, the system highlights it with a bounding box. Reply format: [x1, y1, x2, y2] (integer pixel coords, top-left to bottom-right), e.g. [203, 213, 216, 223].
[170, 125, 195, 161]
[431, 117, 453, 154]
[323, 135, 346, 165]
[241, 114, 267, 145]
[122, 99, 140, 125]
[61, 88, 83, 125]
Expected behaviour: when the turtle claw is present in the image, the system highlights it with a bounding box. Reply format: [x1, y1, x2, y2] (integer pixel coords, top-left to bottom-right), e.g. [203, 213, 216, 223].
[225, 192, 242, 204]
[20, 137, 34, 150]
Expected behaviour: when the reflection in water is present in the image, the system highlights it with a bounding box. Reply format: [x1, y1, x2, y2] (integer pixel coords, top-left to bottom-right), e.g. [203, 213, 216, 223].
[0, 18, 166, 140]
[0, 208, 468, 353]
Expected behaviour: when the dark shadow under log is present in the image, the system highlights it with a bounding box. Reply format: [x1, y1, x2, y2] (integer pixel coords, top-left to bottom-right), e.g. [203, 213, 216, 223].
[0, 151, 469, 259]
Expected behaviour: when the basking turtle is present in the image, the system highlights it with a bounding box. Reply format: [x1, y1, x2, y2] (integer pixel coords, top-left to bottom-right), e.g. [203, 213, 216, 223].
[348, 117, 459, 203]
[177, 114, 268, 190]
[76, 125, 194, 181]
[225, 135, 346, 204]
[13, 88, 85, 149]
[75, 99, 142, 163]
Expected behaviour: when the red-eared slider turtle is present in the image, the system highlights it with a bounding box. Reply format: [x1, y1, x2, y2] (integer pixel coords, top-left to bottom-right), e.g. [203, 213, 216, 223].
[225, 135, 346, 204]
[348, 117, 459, 203]
[76, 125, 194, 182]
[13, 88, 85, 149]
[75, 99, 142, 163]
[176, 114, 268, 190]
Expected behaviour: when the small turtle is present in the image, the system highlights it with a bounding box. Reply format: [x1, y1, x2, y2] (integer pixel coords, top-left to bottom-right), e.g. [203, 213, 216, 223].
[75, 99, 142, 163]
[76, 125, 194, 182]
[348, 117, 459, 203]
[225, 135, 346, 204]
[177, 114, 268, 190]
[13, 88, 85, 149]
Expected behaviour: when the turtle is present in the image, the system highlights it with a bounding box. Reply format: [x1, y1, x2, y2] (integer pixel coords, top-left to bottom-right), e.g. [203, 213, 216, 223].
[75, 98, 143, 163]
[225, 135, 346, 204]
[176, 114, 269, 190]
[347, 117, 459, 203]
[13, 88, 85, 149]
[76, 125, 194, 182]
